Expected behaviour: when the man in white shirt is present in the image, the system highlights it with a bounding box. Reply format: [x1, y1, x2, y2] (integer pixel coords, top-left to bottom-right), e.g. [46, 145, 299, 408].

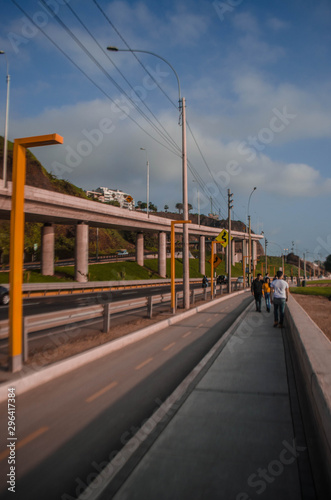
[270, 270, 289, 328]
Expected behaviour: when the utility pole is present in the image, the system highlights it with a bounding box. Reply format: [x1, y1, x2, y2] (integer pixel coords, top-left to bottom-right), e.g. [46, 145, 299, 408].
[248, 215, 252, 285]
[227, 189, 233, 293]
[304, 252, 306, 280]
[0, 51, 10, 188]
[265, 238, 268, 275]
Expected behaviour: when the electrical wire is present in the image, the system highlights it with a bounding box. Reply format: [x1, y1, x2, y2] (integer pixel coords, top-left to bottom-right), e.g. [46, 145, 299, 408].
[10, 0, 181, 157]
[39, 0, 181, 157]
[11, 0, 239, 221]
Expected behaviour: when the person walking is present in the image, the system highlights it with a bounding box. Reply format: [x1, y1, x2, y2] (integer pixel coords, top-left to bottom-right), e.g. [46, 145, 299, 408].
[251, 273, 263, 312]
[262, 277, 271, 312]
[270, 270, 289, 327]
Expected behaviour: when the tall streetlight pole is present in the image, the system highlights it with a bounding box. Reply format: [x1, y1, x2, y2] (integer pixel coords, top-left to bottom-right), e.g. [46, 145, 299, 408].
[108, 46, 190, 309]
[140, 147, 150, 218]
[193, 179, 200, 225]
[247, 187, 257, 285]
[0, 50, 10, 188]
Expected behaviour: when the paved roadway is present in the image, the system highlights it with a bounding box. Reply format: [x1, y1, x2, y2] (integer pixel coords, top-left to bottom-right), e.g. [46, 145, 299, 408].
[0, 282, 209, 320]
[0, 293, 252, 500]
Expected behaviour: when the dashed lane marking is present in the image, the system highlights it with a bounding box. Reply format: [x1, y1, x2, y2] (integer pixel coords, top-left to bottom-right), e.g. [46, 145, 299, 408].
[163, 342, 176, 351]
[135, 357, 154, 370]
[182, 331, 192, 338]
[86, 381, 118, 403]
[0, 426, 49, 461]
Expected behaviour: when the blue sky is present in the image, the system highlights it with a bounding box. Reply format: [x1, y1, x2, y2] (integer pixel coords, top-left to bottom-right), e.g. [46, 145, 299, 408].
[0, 0, 330, 261]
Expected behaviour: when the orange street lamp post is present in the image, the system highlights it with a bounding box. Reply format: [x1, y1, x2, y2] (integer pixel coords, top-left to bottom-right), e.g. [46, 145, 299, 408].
[9, 134, 63, 372]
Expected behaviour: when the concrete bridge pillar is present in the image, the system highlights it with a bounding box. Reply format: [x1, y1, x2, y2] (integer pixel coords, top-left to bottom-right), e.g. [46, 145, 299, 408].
[75, 222, 89, 282]
[199, 236, 205, 275]
[158, 231, 167, 277]
[136, 232, 144, 267]
[231, 238, 235, 263]
[41, 223, 54, 276]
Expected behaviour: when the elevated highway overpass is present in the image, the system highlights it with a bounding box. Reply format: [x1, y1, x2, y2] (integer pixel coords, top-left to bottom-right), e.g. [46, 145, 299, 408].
[0, 182, 263, 281]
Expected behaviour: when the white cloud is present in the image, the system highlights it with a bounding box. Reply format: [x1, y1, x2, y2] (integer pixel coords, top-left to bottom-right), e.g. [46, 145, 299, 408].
[266, 17, 290, 31]
[233, 11, 260, 34]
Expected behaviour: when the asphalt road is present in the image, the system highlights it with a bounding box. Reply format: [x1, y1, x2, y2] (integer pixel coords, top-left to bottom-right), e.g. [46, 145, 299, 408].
[0, 293, 252, 500]
[0, 282, 215, 320]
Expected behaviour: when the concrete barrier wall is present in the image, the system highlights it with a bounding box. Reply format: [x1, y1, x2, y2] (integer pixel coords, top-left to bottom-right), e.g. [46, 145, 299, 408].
[285, 295, 331, 491]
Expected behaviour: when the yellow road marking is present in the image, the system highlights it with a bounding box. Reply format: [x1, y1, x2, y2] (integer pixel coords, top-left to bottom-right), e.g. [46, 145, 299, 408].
[206, 318, 212, 323]
[135, 357, 154, 370]
[182, 331, 192, 338]
[163, 342, 176, 351]
[86, 381, 118, 403]
[0, 426, 49, 461]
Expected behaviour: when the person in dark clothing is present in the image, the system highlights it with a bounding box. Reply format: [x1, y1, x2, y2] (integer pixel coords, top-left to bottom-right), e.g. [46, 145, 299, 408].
[251, 273, 263, 312]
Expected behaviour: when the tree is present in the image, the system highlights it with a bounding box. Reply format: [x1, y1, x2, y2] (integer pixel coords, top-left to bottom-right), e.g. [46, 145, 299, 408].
[175, 202, 183, 214]
[188, 203, 193, 212]
[149, 202, 157, 212]
[324, 254, 331, 272]
[107, 200, 120, 207]
[164, 204, 169, 212]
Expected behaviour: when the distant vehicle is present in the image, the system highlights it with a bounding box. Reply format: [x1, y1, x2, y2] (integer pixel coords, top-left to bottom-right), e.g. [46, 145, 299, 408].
[0, 286, 9, 305]
[237, 276, 244, 284]
[116, 249, 129, 256]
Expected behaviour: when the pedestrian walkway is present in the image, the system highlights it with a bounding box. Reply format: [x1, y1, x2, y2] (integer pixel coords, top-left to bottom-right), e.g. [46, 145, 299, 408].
[100, 302, 313, 500]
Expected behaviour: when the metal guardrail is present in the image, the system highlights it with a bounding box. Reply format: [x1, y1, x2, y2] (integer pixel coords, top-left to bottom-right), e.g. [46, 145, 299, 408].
[0, 282, 245, 344]
[19, 278, 203, 298]
[1, 282, 246, 367]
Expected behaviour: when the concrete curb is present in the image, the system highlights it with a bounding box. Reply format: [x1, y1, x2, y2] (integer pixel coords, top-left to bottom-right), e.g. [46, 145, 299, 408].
[0, 289, 248, 403]
[286, 295, 331, 488]
[77, 292, 254, 500]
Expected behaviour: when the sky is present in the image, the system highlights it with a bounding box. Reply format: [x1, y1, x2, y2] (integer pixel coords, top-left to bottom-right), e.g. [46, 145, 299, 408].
[0, 0, 330, 261]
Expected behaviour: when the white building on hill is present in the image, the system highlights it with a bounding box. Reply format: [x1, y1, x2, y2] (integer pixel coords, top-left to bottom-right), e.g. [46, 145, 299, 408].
[87, 187, 135, 210]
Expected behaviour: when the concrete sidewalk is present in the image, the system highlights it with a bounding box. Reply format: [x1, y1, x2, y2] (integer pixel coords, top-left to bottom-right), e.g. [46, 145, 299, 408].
[99, 303, 313, 500]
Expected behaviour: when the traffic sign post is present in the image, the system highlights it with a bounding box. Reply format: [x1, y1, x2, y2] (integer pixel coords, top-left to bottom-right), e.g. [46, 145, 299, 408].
[211, 241, 217, 298]
[215, 229, 229, 248]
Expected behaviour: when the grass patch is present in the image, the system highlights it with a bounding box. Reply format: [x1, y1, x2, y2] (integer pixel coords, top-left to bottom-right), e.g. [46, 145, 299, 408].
[290, 286, 331, 297]
[86, 261, 160, 281]
[0, 270, 73, 284]
[305, 280, 331, 285]
[144, 257, 245, 279]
